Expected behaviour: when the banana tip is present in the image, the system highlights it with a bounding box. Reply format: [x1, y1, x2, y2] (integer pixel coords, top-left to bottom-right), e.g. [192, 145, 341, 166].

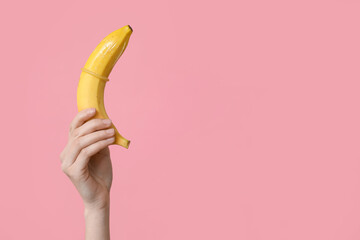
[128, 25, 133, 32]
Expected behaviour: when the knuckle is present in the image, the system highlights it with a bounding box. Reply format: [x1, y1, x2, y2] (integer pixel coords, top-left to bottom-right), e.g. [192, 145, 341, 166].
[59, 148, 69, 164]
[61, 165, 77, 179]
[73, 138, 82, 149]
[69, 122, 75, 133]
[65, 168, 75, 178]
[61, 164, 69, 174]
[72, 128, 80, 137]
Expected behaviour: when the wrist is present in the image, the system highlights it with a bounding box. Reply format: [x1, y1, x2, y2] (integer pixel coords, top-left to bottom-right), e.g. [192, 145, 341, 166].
[83, 195, 110, 212]
[84, 201, 110, 213]
[84, 205, 109, 218]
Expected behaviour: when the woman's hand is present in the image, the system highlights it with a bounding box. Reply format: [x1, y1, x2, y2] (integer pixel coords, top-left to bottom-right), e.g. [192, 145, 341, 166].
[60, 108, 115, 210]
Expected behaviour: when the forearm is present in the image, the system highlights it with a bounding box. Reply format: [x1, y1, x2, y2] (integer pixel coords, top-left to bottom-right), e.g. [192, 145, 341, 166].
[84, 205, 110, 240]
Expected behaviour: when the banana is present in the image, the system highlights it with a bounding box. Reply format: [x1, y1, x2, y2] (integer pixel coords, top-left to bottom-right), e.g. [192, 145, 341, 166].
[77, 25, 133, 149]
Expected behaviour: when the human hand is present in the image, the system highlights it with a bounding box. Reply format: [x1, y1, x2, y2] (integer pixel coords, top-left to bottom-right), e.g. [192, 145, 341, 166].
[60, 108, 115, 210]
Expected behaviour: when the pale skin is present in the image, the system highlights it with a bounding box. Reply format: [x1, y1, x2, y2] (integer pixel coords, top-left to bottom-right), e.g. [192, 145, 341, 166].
[60, 107, 115, 240]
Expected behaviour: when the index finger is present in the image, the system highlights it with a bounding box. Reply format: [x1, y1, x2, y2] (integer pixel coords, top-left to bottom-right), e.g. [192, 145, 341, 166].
[69, 108, 96, 133]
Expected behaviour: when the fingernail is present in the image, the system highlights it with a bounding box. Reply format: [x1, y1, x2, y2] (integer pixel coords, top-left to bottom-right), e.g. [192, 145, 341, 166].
[88, 108, 95, 114]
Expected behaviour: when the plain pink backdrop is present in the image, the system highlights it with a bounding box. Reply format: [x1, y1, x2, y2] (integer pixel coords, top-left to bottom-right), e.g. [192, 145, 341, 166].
[1, 0, 360, 239]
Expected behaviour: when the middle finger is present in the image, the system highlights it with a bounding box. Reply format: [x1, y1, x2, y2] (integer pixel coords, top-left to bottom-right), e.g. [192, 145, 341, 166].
[75, 118, 112, 137]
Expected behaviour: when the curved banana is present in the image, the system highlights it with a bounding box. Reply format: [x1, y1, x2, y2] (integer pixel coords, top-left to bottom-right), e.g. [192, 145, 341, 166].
[77, 25, 133, 149]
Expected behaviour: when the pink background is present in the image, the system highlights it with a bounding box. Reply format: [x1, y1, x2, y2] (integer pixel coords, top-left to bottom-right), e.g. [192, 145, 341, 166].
[1, 0, 360, 239]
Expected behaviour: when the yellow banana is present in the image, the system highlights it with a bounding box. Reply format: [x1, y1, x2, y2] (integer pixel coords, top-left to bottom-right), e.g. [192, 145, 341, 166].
[77, 25, 133, 149]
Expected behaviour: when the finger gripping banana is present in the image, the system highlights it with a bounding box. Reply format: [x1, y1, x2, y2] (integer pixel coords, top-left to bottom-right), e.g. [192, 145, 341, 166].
[77, 25, 133, 149]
